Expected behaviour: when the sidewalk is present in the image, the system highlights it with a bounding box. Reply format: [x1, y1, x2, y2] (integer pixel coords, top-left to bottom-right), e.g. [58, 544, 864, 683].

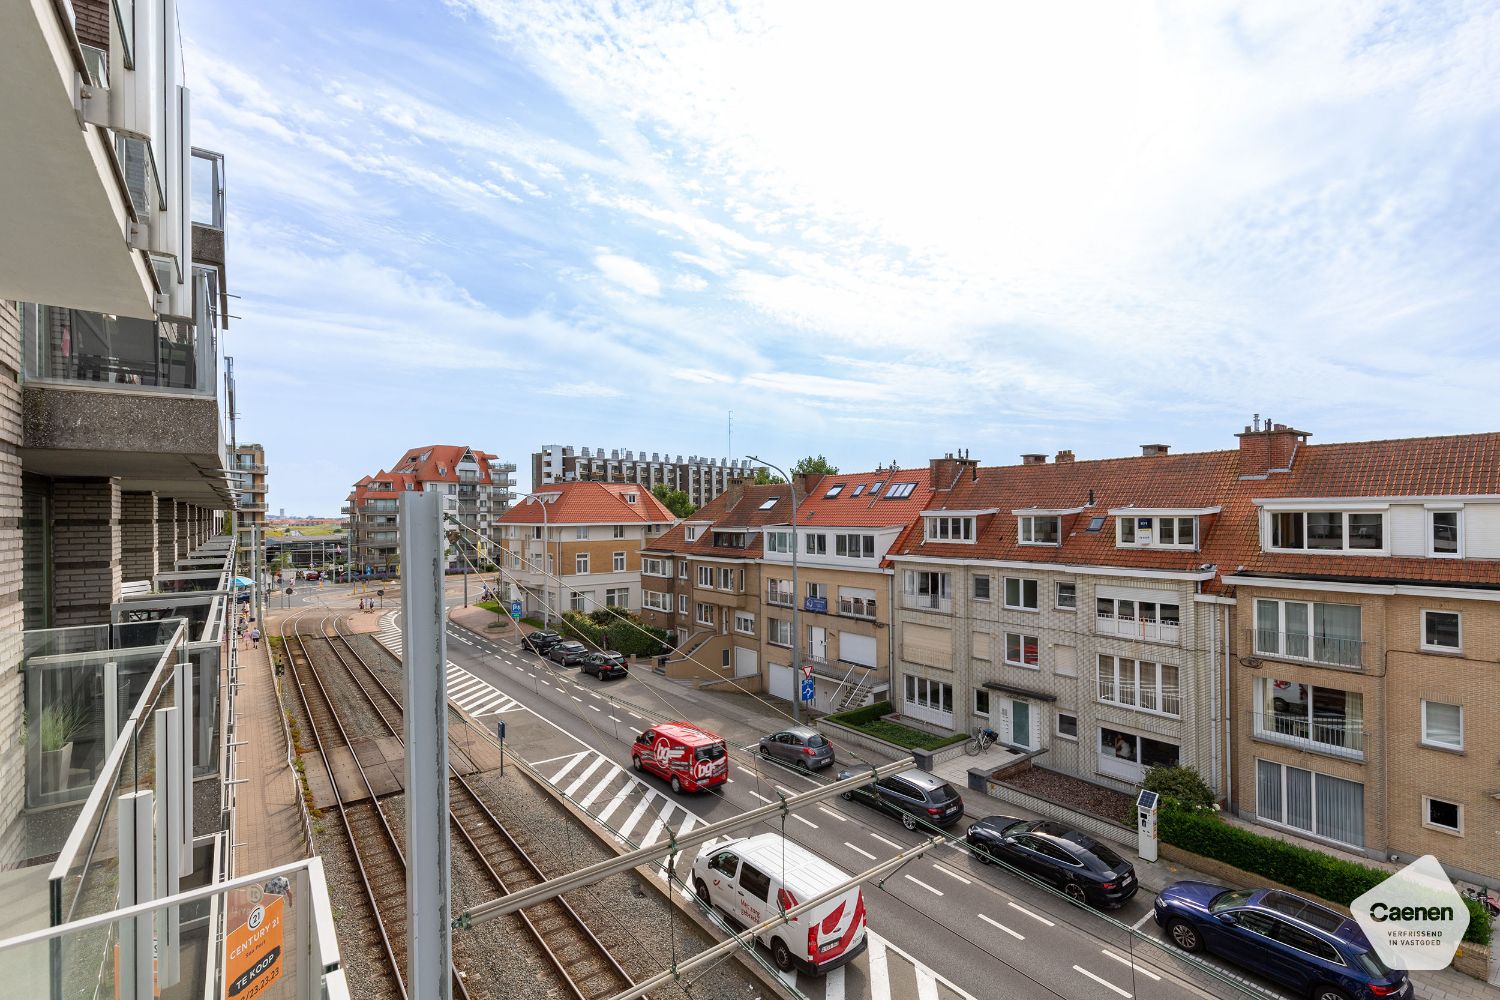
[230, 625, 308, 874]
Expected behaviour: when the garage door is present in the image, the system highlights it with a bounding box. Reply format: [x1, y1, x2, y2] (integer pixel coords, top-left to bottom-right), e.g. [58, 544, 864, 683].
[769, 664, 794, 701]
[734, 646, 758, 678]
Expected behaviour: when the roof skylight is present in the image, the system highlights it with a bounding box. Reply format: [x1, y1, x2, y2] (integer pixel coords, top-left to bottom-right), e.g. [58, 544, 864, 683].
[885, 482, 917, 499]
[1086, 515, 1106, 532]
[758, 497, 779, 510]
[851, 484, 866, 497]
[869, 481, 884, 495]
[825, 484, 845, 497]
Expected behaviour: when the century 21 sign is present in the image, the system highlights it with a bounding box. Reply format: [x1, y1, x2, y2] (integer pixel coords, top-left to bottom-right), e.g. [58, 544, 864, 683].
[225, 895, 284, 998]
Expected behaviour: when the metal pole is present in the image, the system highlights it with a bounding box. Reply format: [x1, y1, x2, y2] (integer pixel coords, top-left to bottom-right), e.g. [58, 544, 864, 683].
[749, 457, 799, 722]
[398, 491, 452, 1000]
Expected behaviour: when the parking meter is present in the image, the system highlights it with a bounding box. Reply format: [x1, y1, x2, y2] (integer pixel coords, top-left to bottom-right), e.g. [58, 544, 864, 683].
[1136, 789, 1160, 862]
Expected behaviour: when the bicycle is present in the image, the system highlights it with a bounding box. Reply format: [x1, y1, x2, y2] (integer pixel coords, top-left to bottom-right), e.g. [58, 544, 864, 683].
[965, 726, 1000, 756]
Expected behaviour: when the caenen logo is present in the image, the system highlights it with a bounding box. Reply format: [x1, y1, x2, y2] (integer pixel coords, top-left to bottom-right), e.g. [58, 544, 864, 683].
[1352, 855, 1469, 971]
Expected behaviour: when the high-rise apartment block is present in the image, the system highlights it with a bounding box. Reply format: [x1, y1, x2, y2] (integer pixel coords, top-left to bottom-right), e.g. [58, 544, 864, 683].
[232, 443, 268, 547]
[531, 444, 763, 508]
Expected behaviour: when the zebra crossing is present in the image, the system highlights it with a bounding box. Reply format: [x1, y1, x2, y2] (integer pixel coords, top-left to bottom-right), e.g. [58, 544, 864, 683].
[376, 610, 403, 658]
[539, 749, 705, 851]
[445, 664, 524, 717]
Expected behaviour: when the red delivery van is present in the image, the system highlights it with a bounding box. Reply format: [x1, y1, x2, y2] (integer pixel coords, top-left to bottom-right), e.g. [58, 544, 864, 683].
[632, 722, 728, 793]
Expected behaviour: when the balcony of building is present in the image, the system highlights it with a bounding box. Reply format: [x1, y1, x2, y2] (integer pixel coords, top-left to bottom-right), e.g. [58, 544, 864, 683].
[1249, 708, 1368, 761]
[1096, 609, 1180, 644]
[238, 501, 267, 513]
[1243, 628, 1368, 671]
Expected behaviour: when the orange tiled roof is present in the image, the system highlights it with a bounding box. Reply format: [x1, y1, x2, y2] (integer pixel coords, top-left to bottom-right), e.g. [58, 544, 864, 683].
[497, 481, 675, 525]
[795, 468, 935, 527]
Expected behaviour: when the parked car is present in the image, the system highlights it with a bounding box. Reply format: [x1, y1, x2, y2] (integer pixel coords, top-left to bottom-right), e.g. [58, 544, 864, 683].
[546, 640, 590, 666]
[1155, 882, 1412, 1000]
[581, 651, 628, 679]
[303, 570, 320, 582]
[836, 768, 963, 829]
[965, 817, 1137, 907]
[521, 630, 562, 653]
[633, 722, 729, 794]
[691, 833, 867, 974]
[758, 726, 835, 770]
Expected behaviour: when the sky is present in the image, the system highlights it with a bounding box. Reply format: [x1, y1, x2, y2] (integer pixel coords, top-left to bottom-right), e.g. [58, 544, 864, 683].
[180, 0, 1500, 516]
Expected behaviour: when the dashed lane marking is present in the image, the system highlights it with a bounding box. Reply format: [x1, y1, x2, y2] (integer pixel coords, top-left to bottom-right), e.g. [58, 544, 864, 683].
[1008, 901, 1055, 927]
[932, 862, 971, 885]
[1100, 949, 1162, 981]
[845, 842, 876, 861]
[904, 874, 943, 896]
[1074, 965, 1132, 998]
[977, 913, 1024, 940]
[817, 806, 847, 822]
[870, 833, 903, 850]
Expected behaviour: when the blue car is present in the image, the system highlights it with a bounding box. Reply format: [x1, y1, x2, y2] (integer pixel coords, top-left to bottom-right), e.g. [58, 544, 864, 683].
[1155, 882, 1411, 1000]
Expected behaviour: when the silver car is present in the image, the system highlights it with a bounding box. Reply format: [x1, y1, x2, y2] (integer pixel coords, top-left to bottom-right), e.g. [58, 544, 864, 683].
[758, 726, 835, 770]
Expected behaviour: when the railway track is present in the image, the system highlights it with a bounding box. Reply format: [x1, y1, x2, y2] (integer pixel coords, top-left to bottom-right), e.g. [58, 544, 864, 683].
[288, 608, 640, 1000]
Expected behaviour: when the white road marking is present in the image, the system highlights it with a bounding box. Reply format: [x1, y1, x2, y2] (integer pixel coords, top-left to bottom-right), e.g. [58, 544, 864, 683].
[530, 752, 580, 767]
[589, 704, 602, 712]
[579, 769, 621, 809]
[1100, 949, 1162, 981]
[570, 695, 583, 703]
[845, 842, 876, 861]
[823, 966, 845, 1000]
[609, 716, 622, 722]
[932, 862, 972, 885]
[618, 793, 657, 839]
[549, 753, 588, 784]
[817, 806, 847, 821]
[877, 934, 979, 1000]
[977, 913, 1024, 940]
[870, 833, 903, 850]
[1131, 910, 1156, 930]
[867, 934, 892, 1000]
[789, 813, 818, 829]
[904, 874, 943, 896]
[747, 790, 773, 804]
[915, 966, 940, 1000]
[563, 757, 609, 797]
[1008, 901, 1055, 926]
[596, 782, 634, 824]
[1074, 965, 1132, 998]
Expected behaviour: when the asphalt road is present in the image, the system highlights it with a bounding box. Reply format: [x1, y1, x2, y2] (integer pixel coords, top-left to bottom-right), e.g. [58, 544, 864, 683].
[424, 614, 1279, 1000]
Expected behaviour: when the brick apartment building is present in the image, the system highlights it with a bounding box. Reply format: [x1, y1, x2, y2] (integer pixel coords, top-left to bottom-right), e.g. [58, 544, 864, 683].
[232, 443, 268, 548]
[532, 444, 763, 509]
[496, 481, 675, 621]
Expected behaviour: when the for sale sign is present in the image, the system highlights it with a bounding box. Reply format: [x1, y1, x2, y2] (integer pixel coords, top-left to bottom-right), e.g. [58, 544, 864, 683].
[225, 895, 284, 998]
[1352, 855, 1469, 971]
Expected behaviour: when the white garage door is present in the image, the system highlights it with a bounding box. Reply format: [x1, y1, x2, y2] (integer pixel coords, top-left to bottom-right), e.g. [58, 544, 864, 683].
[840, 633, 877, 668]
[734, 646, 758, 678]
[769, 664, 794, 701]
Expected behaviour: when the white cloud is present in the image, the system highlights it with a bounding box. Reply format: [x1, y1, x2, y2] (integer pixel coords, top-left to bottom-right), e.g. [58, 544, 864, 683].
[594, 254, 662, 297]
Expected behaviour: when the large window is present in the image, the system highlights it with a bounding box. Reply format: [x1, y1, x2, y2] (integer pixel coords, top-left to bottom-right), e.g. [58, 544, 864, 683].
[1254, 678, 1364, 757]
[839, 587, 877, 619]
[1269, 510, 1384, 552]
[1429, 510, 1461, 557]
[575, 553, 590, 575]
[643, 591, 671, 612]
[1018, 516, 1060, 545]
[734, 612, 756, 635]
[835, 533, 875, 558]
[902, 570, 952, 612]
[925, 516, 975, 542]
[1254, 599, 1362, 668]
[1004, 633, 1039, 668]
[642, 557, 670, 577]
[569, 590, 590, 612]
[903, 675, 953, 723]
[697, 565, 713, 587]
[605, 587, 629, 608]
[1098, 728, 1179, 782]
[1097, 655, 1180, 716]
[1117, 516, 1197, 548]
[804, 533, 828, 555]
[1095, 596, 1180, 642]
[1256, 760, 1365, 848]
[767, 579, 794, 606]
[1003, 577, 1039, 611]
[613, 551, 626, 572]
[768, 618, 792, 646]
[1421, 701, 1463, 751]
[1421, 610, 1461, 652]
[766, 530, 792, 554]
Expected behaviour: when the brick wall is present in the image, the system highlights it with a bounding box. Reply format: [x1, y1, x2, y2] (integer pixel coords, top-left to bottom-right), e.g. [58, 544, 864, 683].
[175, 500, 191, 558]
[74, 0, 110, 51]
[157, 496, 177, 572]
[0, 302, 25, 862]
[120, 490, 158, 582]
[52, 478, 122, 625]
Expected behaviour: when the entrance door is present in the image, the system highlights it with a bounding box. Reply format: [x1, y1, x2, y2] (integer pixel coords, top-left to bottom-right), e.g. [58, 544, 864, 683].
[1010, 700, 1031, 748]
[808, 626, 827, 661]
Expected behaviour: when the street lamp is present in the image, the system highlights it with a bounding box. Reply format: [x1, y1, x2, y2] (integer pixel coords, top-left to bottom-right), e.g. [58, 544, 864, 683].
[748, 456, 802, 723]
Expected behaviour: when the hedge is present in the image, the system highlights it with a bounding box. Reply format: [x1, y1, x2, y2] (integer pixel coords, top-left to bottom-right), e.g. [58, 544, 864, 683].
[1160, 806, 1491, 945]
[558, 609, 669, 658]
[822, 701, 967, 751]
[824, 701, 894, 727]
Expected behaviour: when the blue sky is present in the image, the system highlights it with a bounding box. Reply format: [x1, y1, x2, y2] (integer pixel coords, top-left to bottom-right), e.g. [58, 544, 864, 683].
[181, 0, 1500, 516]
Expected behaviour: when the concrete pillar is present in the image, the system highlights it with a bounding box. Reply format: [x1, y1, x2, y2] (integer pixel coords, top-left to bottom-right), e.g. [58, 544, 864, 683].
[121, 491, 158, 583]
[157, 497, 178, 573]
[0, 301, 25, 866]
[52, 478, 122, 626]
[175, 501, 191, 558]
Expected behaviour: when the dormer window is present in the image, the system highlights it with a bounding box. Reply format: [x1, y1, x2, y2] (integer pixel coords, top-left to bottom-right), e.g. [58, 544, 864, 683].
[1267, 510, 1384, 553]
[1018, 515, 1060, 546]
[625, 493, 638, 503]
[1429, 509, 1461, 558]
[925, 516, 974, 542]
[685, 526, 699, 541]
[1117, 515, 1198, 549]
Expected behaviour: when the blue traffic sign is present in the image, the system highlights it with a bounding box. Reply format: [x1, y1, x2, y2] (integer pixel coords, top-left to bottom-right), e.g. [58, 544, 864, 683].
[800, 678, 815, 702]
[510, 600, 523, 619]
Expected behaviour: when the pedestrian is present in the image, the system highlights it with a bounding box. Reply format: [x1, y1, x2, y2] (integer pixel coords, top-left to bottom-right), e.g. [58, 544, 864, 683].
[249, 626, 261, 651]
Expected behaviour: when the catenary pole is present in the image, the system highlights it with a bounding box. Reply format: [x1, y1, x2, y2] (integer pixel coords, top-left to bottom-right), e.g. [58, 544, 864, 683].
[748, 456, 800, 722]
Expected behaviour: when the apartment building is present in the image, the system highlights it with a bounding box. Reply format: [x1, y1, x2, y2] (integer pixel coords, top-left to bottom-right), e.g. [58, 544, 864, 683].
[232, 442, 268, 547]
[3, 0, 245, 946]
[496, 481, 675, 620]
[889, 450, 1235, 795]
[1220, 426, 1500, 881]
[532, 444, 763, 508]
[346, 445, 513, 575]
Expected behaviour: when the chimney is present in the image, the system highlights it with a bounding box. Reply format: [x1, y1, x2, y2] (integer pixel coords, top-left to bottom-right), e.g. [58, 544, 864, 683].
[1236, 421, 1309, 477]
[930, 452, 980, 488]
[721, 477, 747, 510]
[1055, 450, 1075, 464]
[1021, 453, 1047, 466]
[1140, 444, 1170, 458]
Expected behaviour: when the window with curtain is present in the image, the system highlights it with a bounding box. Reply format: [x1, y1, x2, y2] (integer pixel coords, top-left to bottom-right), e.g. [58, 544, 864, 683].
[1256, 760, 1365, 847]
[1421, 701, 1463, 750]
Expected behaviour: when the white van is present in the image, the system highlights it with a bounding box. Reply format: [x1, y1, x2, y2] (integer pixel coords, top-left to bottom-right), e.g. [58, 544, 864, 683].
[690, 834, 867, 974]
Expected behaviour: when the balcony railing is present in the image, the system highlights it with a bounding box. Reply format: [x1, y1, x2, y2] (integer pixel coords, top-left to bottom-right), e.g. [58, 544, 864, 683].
[1246, 628, 1366, 669]
[839, 597, 878, 619]
[20, 302, 217, 396]
[364, 500, 398, 512]
[1097, 675, 1181, 717]
[1096, 612, 1180, 644]
[902, 592, 952, 614]
[1251, 709, 1367, 760]
[767, 590, 795, 608]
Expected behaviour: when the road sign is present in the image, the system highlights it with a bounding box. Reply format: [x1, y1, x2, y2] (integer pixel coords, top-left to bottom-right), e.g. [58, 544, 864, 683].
[510, 600, 522, 619]
[801, 663, 815, 680]
[800, 678, 815, 702]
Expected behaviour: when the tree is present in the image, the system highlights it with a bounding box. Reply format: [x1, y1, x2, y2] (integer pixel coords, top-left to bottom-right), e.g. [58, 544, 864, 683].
[792, 454, 839, 476]
[651, 482, 697, 518]
[751, 468, 785, 485]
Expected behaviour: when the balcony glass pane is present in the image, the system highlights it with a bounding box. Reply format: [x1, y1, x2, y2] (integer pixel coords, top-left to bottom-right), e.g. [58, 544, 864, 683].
[21, 305, 214, 394]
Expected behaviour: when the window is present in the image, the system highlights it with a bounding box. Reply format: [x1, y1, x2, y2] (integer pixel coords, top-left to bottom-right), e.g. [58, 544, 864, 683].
[766, 530, 792, 553]
[869, 481, 884, 496]
[575, 526, 590, 539]
[684, 526, 699, 541]
[1256, 759, 1365, 847]
[624, 493, 638, 504]
[1099, 728, 1180, 778]
[974, 690, 990, 717]
[1256, 678, 1364, 756]
[885, 482, 917, 499]
[1095, 596, 1180, 641]
[720, 567, 736, 591]
[569, 590, 589, 612]
[973, 575, 991, 601]
[1269, 510, 1385, 553]
[643, 557, 669, 577]
[1004, 633, 1039, 668]
[1117, 515, 1197, 548]
[759, 496, 780, 510]
[605, 587, 629, 608]
[903, 675, 953, 716]
[1018, 515, 1060, 545]
[851, 484, 866, 497]
[1118, 517, 1135, 544]
[678, 593, 688, 615]
[1056, 713, 1078, 740]
[768, 618, 792, 646]
[1425, 798, 1462, 834]
[839, 588, 877, 619]
[1055, 582, 1077, 610]
[1098, 655, 1181, 716]
[823, 484, 844, 498]
[767, 579, 794, 606]
[925, 516, 974, 542]
[734, 612, 755, 635]
[678, 561, 687, 579]
[1430, 510, 1461, 557]
[1003, 577, 1039, 610]
[613, 524, 625, 538]
[613, 551, 626, 572]
[738, 864, 772, 902]
[643, 591, 670, 612]
[575, 553, 590, 574]
[806, 581, 828, 602]
[903, 570, 951, 611]
[1253, 599, 1363, 667]
[1086, 515, 1106, 532]
[713, 531, 747, 548]
[1421, 610, 1461, 652]
[834, 533, 875, 558]
[532, 525, 543, 540]
[697, 565, 713, 587]
[696, 603, 715, 626]
[804, 533, 827, 555]
[1421, 701, 1463, 751]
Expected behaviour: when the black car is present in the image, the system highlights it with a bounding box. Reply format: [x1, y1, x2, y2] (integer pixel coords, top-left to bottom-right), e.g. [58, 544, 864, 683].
[966, 817, 1137, 908]
[581, 651, 629, 679]
[521, 630, 562, 653]
[546, 640, 590, 666]
[837, 767, 964, 829]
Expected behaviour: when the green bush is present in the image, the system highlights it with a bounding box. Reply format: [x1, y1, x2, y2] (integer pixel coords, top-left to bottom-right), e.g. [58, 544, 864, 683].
[1160, 806, 1492, 945]
[824, 701, 893, 727]
[558, 609, 668, 657]
[822, 701, 966, 751]
[1141, 765, 1216, 811]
